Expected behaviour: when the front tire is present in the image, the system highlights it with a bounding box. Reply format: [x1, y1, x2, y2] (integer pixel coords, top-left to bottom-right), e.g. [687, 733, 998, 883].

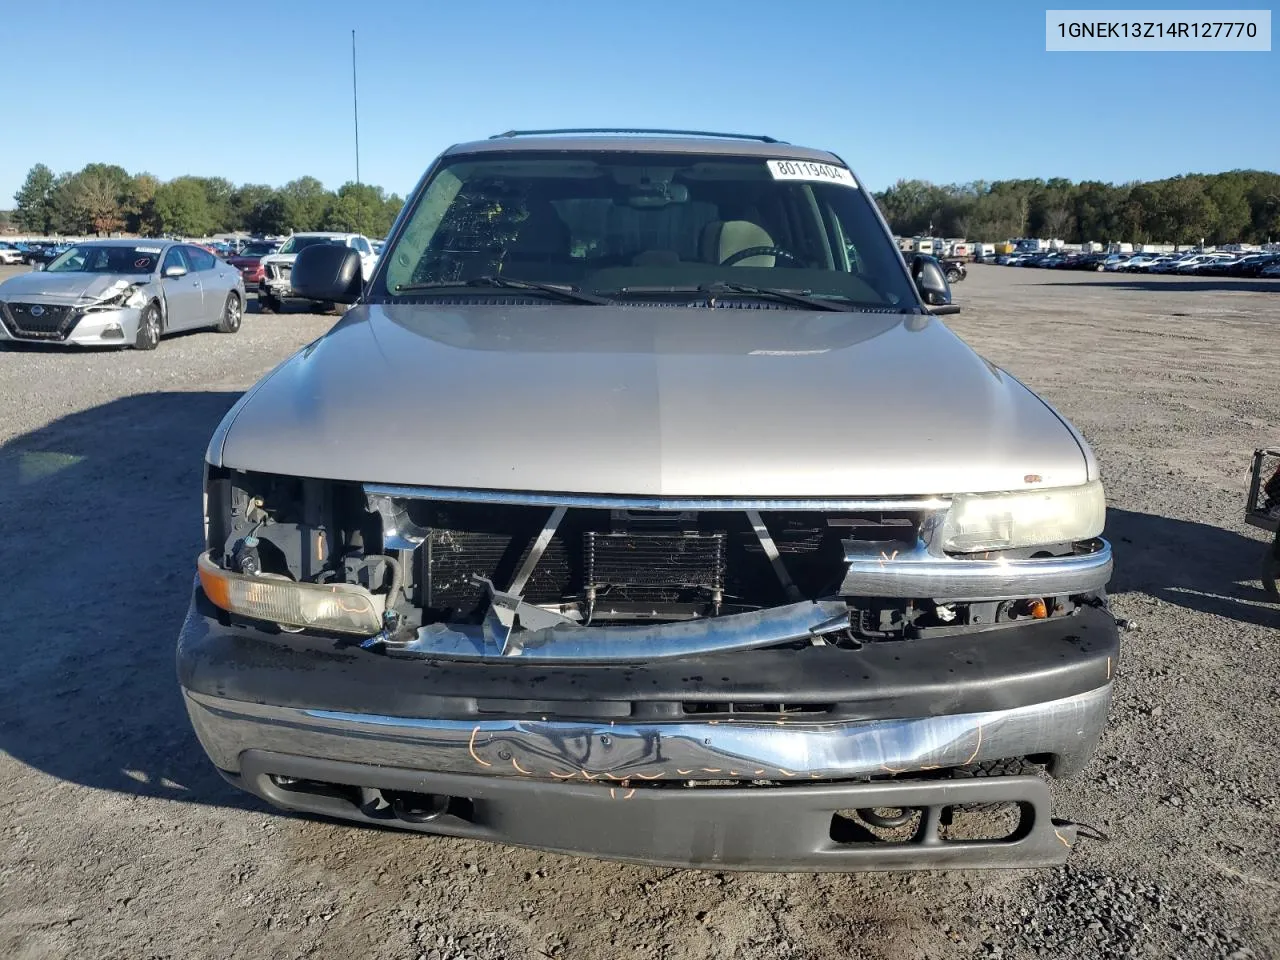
[217, 293, 242, 333]
[134, 302, 161, 350]
[945, 269, 961, 283]
[259, 294, 282, 314]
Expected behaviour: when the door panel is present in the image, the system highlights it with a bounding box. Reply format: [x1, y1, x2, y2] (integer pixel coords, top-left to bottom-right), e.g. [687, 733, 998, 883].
[160, 247, 203, 330]
[184, 245, 223, 325]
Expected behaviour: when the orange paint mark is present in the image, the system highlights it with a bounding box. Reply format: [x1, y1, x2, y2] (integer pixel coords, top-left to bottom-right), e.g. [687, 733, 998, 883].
[549, 770, 577, 780]
[777, 769, 796, 777]
[609, 788, 616, 799]
[633, 772, 664, 780]
[623, 789, 636, 800]
[1054, 829, 1072, 848]
[701, 768, 722, 774]
[467, 727, 492, 767]
[1106, 656, 1112, 680]
[676, 769, 693, 776]
[580, 770, 599, 781]
[963, 725, 985, 765]
[511, 757, 532, 775]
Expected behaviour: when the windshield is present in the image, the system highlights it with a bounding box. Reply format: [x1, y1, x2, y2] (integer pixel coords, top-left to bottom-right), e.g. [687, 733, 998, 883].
[277, 235, 341, 255]
[239, 242, 276, 256]
[45, 244, 161, 275]
[376, 151, 915, 308]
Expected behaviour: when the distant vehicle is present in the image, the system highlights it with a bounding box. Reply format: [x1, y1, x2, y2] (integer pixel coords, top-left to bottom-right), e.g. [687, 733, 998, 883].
[0, 242, 24, 265]
[1173, 253, 1234, 274]
[0, 239, 245, 349]
[24, 242, 68, 266]
[1013, 238, 1047, 254]
[226, 240, 279, 288]
[1125, 255, 1176, 273]
[1109, 253, 1154, 272]
[1259, 261, 1280, 278]
[942, 258, 966, 282]
[258, 232, 379, 313]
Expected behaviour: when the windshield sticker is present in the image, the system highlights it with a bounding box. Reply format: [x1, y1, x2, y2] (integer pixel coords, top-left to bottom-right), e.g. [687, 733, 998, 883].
[135, 246, 162, 254]
[134, 258, 153, 269]
[766, 160, 857, 188]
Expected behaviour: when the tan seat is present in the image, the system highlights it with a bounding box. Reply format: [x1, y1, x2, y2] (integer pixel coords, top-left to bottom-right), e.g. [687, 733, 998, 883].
[700, 220, 776, 267]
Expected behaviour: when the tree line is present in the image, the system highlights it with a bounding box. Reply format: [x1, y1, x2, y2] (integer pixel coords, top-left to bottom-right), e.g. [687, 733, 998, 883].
[10, 163, 405, 239]
[874, 170, 1280, 245]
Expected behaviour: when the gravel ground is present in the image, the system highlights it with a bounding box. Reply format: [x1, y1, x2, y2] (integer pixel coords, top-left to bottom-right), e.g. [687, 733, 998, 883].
[0, 264, 1277, 960]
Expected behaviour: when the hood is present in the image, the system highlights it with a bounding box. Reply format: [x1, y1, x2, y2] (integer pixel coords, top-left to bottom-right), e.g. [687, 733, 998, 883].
[0, 271, 150, 304]
[228, 255, 263, 267]
[215, 304, 1092, 497]
[259, 253, 296, 266]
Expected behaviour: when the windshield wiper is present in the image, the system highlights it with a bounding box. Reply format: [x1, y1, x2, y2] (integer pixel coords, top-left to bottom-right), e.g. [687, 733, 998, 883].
[613, 283, 861, 312]
[392, 276, 611, 305]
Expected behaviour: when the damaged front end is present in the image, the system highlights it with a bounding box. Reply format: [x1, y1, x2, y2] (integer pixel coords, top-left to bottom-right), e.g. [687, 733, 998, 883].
[186, 467, 1118, 869]
[200, 468, 1111, 661]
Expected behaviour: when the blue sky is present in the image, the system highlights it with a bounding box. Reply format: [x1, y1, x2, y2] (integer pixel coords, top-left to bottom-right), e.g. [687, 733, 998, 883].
[0, 0, 1274, 202]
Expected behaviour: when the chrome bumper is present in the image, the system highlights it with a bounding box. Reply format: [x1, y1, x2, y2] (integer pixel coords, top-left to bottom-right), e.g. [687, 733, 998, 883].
[184, 683, 1111, 782]
[841, 538, 1112, 601]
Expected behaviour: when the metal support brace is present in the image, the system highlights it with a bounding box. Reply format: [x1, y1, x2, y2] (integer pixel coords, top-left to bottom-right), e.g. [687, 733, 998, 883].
[508, 505, 567, 595]
[745, 509, 802, 602]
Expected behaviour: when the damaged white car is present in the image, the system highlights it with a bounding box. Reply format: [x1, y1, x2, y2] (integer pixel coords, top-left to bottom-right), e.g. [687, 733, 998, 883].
[180, 129, 1119, 871]
[0, 240, 245, 349]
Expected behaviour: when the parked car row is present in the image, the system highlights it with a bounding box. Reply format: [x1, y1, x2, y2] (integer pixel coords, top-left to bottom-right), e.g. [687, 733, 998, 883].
[984, 249, 1280, 277]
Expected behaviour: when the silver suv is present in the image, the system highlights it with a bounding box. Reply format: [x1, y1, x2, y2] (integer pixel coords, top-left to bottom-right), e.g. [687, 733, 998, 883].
[179, 129, 1116, 871]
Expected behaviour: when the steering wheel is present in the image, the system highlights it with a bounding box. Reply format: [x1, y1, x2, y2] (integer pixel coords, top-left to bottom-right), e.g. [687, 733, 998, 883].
[719, 245, 803, 267]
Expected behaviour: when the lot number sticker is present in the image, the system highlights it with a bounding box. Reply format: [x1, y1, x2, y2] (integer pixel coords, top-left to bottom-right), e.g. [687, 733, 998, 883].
[766, 159, 857, 187]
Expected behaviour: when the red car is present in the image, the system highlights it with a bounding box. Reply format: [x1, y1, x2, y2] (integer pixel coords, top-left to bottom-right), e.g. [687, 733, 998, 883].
[226, 241, 279, 287]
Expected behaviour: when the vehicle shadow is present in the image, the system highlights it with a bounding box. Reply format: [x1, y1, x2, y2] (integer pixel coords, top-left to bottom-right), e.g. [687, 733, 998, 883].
[1036, 279, 1279, 294]
[0, 391, 256, 810]
[1107, 507, 1279, 629]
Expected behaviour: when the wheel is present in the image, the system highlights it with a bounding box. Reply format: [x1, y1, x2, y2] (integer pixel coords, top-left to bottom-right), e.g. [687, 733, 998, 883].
[217, 293, 242, 333]
[945, 269, 961, 283]
[259, 294, 281, 314]
[1264, 539, 1280, 601]
[134, 302, 161, 350]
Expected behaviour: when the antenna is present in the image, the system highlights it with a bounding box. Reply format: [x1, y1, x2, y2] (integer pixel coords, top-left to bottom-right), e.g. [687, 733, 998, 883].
[352, 29, 361, 186]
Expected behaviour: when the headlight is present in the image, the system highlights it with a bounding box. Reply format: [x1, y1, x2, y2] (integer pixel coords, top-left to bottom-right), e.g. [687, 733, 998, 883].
[940, 480, 1106, 553]
[197, 552, 383, 635]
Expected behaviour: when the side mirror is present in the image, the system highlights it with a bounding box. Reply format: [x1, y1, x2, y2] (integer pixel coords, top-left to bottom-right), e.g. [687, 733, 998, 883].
[292, 244, 363, 304]
[911, 254, 959, 315]
[163, 264, 188, 278]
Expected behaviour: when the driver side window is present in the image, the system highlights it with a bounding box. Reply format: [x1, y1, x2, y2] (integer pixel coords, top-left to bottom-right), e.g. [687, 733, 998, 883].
[162, 247, 189, 275]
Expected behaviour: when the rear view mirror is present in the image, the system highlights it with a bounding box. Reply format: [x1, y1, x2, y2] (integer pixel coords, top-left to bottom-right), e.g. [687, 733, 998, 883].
[911, 255, 959, 315]
[292, 243, 363, 304]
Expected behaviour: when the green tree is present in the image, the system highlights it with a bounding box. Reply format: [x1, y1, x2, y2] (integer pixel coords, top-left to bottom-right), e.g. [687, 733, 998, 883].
[13, 163, 57, 233]
[151, 178, 215, 236]
[281, 176, 330, 231]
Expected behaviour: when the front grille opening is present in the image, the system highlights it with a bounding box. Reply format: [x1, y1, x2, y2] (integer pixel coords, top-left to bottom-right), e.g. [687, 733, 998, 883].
[938, 802, 1030, 842]
[831, 807, 923, 844]
[681, 701, 835, 717]
[411, 501, 922, 626]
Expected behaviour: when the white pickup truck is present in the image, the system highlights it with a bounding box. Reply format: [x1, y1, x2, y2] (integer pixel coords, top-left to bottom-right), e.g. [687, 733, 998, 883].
[258, 232, 378, 312]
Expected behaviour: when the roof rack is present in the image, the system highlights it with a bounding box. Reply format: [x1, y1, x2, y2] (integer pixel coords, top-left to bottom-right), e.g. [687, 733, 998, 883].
[488, 127, 785, 144]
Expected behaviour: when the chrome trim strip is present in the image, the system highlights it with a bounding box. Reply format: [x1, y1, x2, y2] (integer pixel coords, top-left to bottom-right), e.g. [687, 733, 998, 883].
[403, 599, 852, 661]
[840, 538, 1113, 601]
[364, 483, 949, 513]
[183, 684, 1112, 782]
